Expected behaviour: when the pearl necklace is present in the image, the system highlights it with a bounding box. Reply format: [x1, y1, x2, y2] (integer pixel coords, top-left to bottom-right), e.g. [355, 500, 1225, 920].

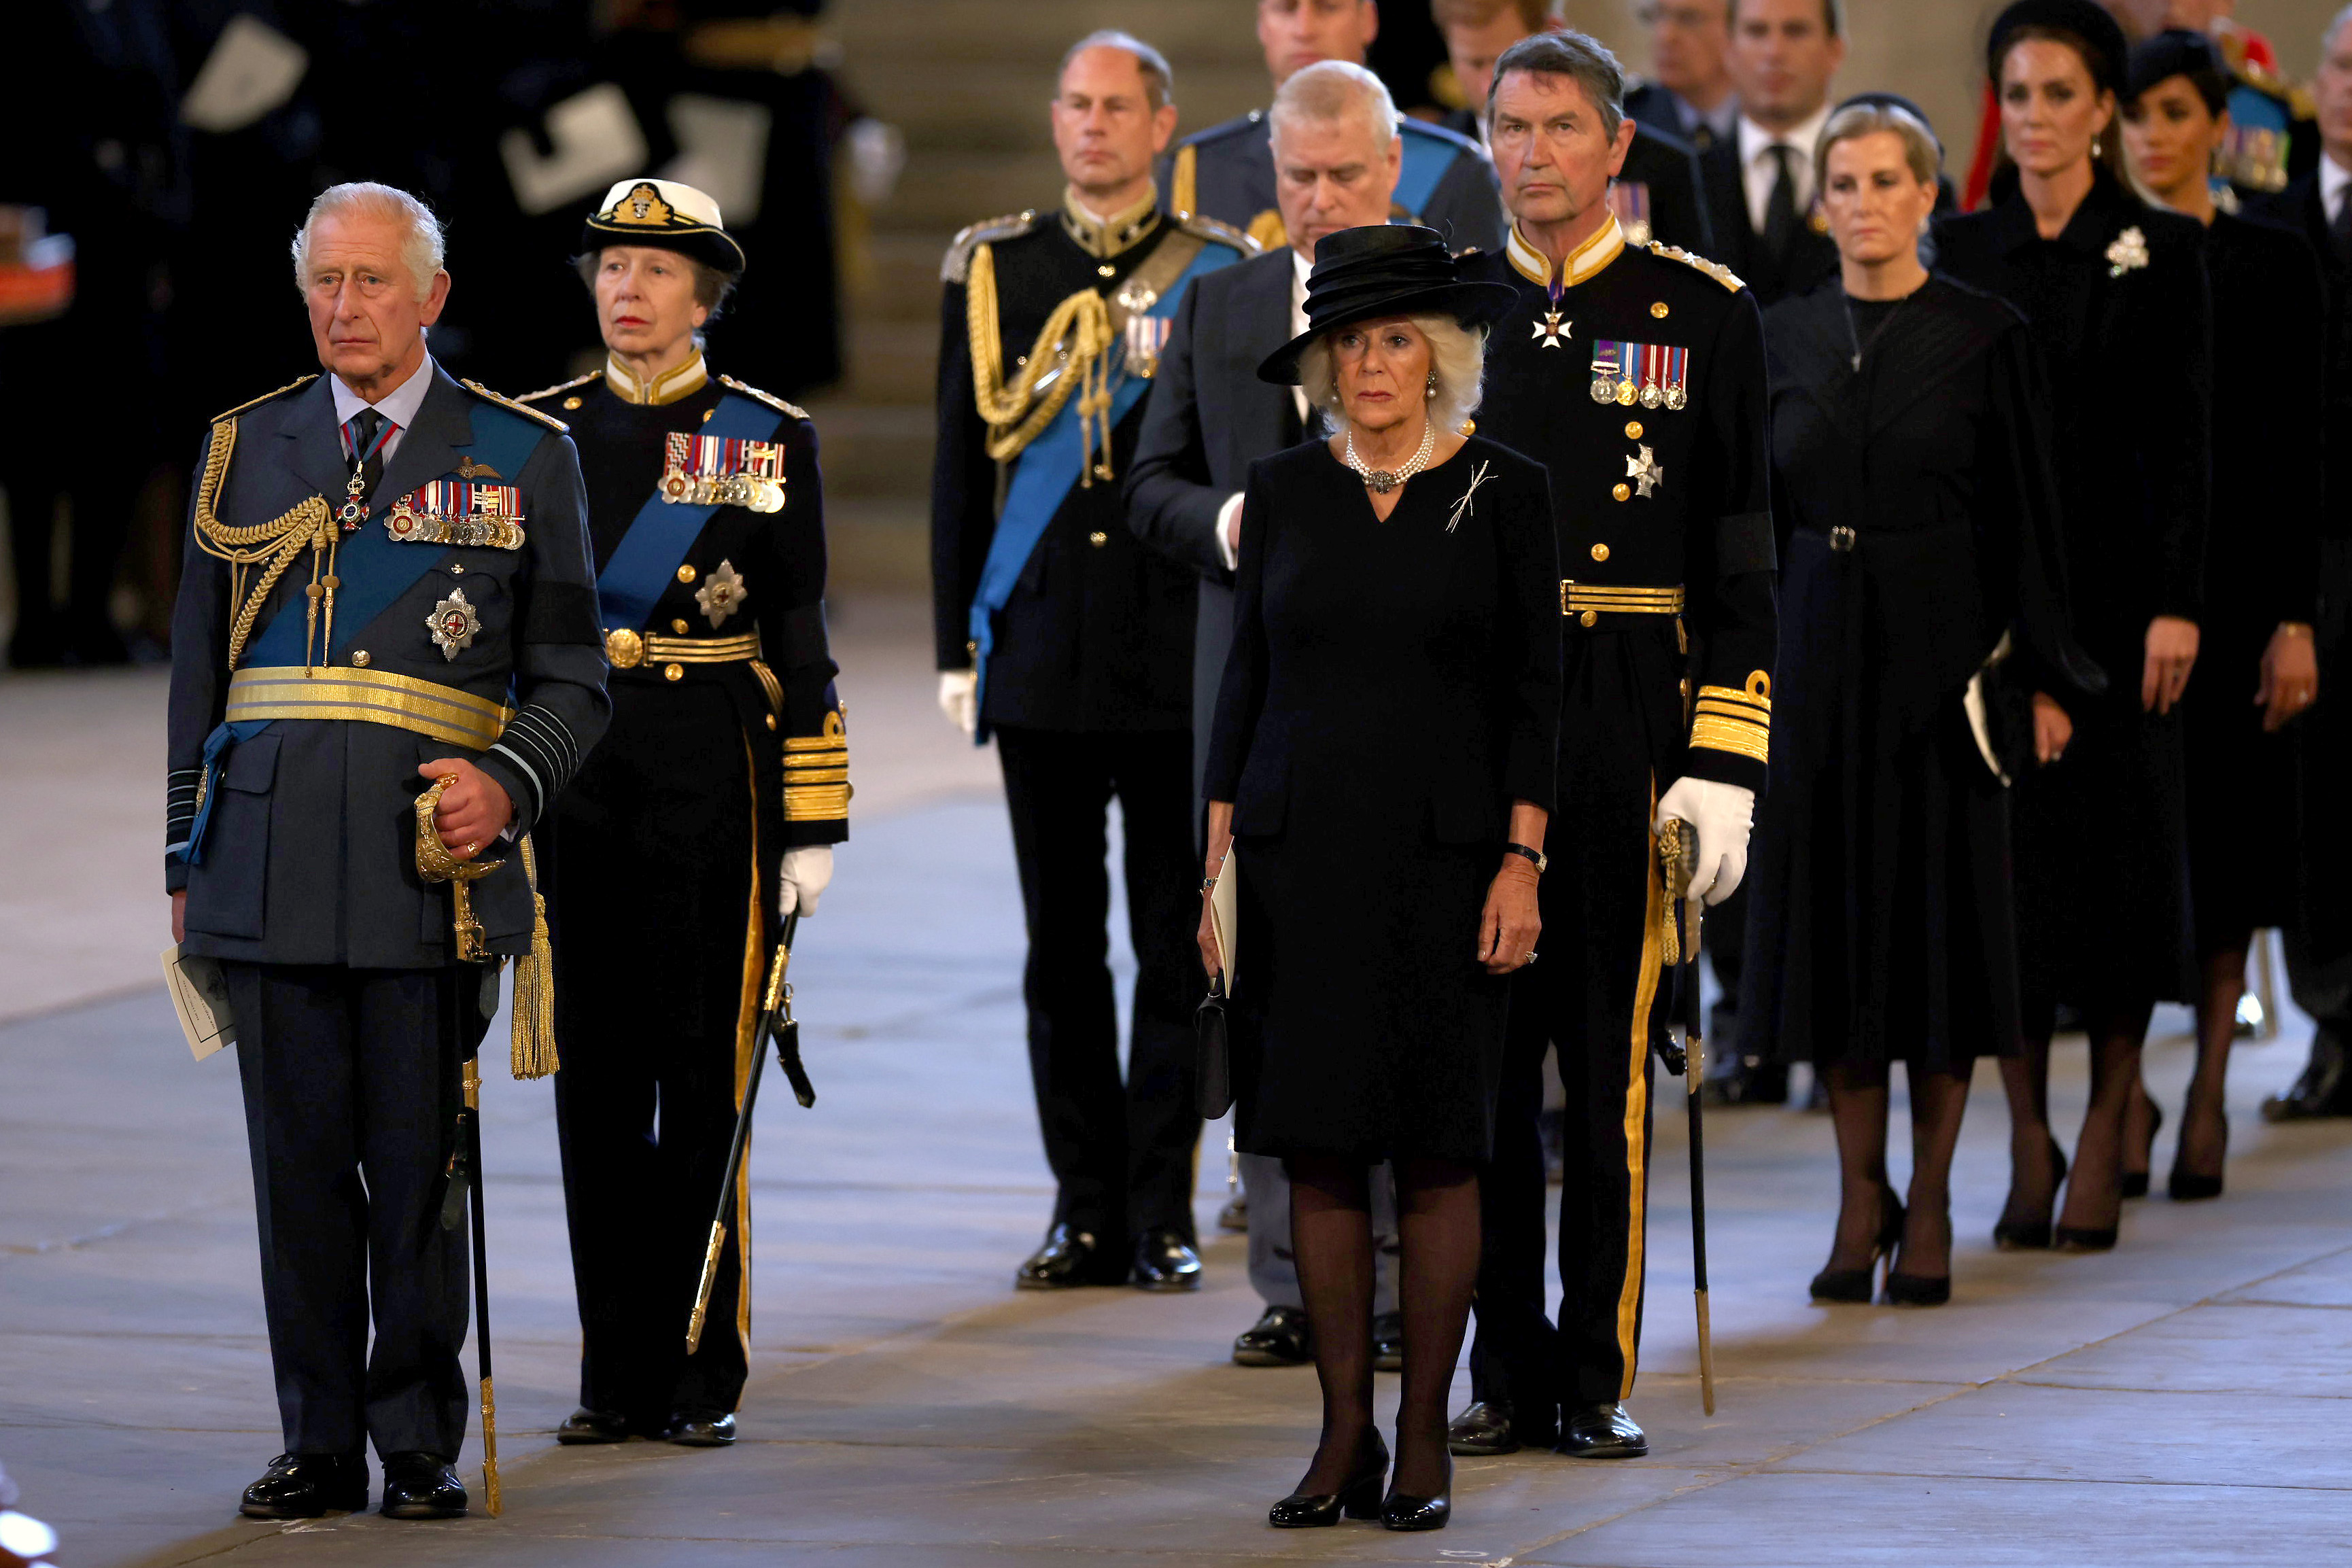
[1343, 421, 1436, 495]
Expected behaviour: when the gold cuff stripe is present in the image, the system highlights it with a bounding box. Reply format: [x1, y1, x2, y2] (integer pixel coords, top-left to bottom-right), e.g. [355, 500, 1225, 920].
[784, 733, 848, 752]
[786, 767, 850, 785]
[1689, 713, 1770, 763]
[1695, 682, 1771, 714]
[784, 784, 851, 820]
[1561, 582, 1685, 615]
[647, 631, 762, 662]
[1693, 699, 1769, 725]
[227, 666, 513, 749]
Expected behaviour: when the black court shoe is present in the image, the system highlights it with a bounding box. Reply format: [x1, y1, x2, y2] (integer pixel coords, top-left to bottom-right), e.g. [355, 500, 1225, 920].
[1994, 1138, 2068, 1251]
[2167, 1112, 2228, 1202]
[555, 1408, 632, 1444]
[1269, 1429, 1388, 1528]
[1232, 1304, 1312, 1365]
[2122, 1095, 2162, 1200]
[1810, 1184, 1903, 1304]
[1381, 1447, 1453, 1532]
[1558, 1401, 1647, 1458]
[239, 1452, 368, 1518]
[1884, 1207, 1952, 1307]
[378, 1452, 466, 1519]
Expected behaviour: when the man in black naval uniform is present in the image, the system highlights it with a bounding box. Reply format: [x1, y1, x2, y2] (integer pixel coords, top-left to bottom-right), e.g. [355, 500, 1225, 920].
[933, 32, 1253, 1292]
[1430, 0, 1714, 255]
[165, 183, 609, 1518]
[519, 177, 849, 1449]
[1158, 0, 1504, 254]
[1449, 32, 1774, 1462]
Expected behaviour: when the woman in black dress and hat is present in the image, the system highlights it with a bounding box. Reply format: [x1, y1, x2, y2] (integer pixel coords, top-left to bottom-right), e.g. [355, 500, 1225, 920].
[1936, 0, 2213, 1253]
[1742, 96, 2100, 1306]
[2115, 30, 2323, 1201]
[1197, 225, 1559, 1532]
[521, 179, 849, 1447]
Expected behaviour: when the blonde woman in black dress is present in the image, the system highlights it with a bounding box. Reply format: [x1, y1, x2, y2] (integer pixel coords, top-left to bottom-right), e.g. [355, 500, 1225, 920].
[1198, 225, 1559, 1532]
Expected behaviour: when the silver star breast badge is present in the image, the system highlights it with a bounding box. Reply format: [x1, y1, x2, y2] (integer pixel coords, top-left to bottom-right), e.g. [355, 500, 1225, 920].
[1532, 310, 1571, 348]
[427, 586, 482, 661]
[696, 558, 750, 629]
[1627, 444, 1664, 498]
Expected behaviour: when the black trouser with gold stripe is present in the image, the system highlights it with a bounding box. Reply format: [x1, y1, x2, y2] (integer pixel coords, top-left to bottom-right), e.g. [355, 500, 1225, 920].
[1470, 622, 1677, 1423]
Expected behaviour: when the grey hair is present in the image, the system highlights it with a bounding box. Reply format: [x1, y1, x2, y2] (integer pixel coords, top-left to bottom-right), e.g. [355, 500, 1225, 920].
[1298, 313, 1488, 436]
[2328, 3, 2352, 56]
[290, 182, 447, 302]
[1814, 101, 1941, 195]
[1487, 30, 1626, 141]
[1270, 60, 1399, 154]
[1060, 29, 1175, 111]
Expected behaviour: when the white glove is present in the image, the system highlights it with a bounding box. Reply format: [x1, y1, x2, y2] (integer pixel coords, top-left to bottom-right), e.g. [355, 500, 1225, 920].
[1654, 776, 1756, 906]
[937, 669, 978, 735]
[778, 845, 834, 918]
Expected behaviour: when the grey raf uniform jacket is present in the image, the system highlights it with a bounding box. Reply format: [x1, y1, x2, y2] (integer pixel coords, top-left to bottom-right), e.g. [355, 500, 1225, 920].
[165, 366, 610, 968]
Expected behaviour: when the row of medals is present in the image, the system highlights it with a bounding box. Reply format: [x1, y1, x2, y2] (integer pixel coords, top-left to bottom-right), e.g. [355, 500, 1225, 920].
[1591, 373, 1687, 412]
[659, 468, 786, 513]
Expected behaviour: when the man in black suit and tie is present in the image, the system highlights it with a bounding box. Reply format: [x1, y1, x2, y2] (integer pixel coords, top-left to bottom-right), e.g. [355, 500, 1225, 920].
[1698, 0, 1843, 309]
[1127, 58, 1411, 1371]
[1623, 0, 1739, 152]
[2259, 4, 2352, 1121]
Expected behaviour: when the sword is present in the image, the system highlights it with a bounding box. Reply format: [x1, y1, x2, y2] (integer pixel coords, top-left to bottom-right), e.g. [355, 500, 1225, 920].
[439, 969, 502, 1515]
[1658, 819, 1717, 1417]
[687, 909, 814, 1355]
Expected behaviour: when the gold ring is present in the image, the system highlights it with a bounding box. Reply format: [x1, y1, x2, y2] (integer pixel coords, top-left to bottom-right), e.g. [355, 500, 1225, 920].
[463, 841, 479, 856]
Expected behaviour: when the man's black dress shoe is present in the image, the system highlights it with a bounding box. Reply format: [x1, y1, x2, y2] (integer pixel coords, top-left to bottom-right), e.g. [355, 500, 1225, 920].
[1558, 1402, 1647, 1458]
[1445, 1400, 1520, 1456]
[379, 1452, 466, 1519]
[1014, 1223, 1127, 1289]
[1268, 1429, 1387, 1527]
[1701, 1053, 1787, 1107]
[1372, 1311, 1404, 1372]
[2263, 1030, 2352, 1121]
[1233, 1304, 1313, 1365]
[665, 1410, 738, 1447]
[555, 1408, 633, 1444]
[1131, 1227, 1202, 1291]
[1381, 1448, 1453, 1531]
[239, 1452, 367, 1518]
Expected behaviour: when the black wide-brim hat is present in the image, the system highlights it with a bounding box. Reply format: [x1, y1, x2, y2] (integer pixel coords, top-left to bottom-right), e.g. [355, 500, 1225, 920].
[1986, 0, 2129, 97]
[579, 177, 747, 275]
[1256, 225, 1519, 387]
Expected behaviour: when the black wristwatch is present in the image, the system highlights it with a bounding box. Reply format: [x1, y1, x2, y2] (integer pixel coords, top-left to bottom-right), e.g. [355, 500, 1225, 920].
[1504, 842, 1548, 875]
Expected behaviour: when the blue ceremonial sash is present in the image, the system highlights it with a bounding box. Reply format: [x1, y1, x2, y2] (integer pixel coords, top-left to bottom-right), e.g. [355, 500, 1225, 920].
[965, 239, 1239, 744]
[596, 393, 784, 632]
[1395, 129, 1454, 223]
[181, 399, 545, 863]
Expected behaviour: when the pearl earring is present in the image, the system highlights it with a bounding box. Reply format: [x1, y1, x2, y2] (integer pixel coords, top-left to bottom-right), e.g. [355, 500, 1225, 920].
[1425, 372, 1439, 400]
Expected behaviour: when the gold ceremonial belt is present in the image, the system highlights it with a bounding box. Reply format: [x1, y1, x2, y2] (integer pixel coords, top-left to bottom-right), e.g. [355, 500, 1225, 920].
[1561, 582, 1687, 621]
[606, 628, 761, 670]
[226, 665, 514, 750]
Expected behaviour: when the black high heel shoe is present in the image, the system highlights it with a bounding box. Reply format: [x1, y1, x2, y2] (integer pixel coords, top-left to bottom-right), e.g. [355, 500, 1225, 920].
[1810, 1183, 1904, 1303]
[1994, 1138, 2068, 1250]
[2122, 1095, 2162, 1200]
[2167, 1111, 2227, 1201]
[1885, 1206, 1952, 1306]
[1381, 1446, 1453, 1532]
[1269, 1430, 1388, 1529]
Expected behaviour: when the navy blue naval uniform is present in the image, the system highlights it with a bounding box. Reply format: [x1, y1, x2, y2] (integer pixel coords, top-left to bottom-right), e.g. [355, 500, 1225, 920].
[165, 364, 609, 1463]
[1160, 109, 1505, 256]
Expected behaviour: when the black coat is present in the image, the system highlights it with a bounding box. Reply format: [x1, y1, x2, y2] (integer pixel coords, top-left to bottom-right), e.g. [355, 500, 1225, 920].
[1937, 174, 2213, 1007]
[1699, 135, 1839, 304]
[1741, 277, 2094, 1068]
[1203, 436, 1560, 1161]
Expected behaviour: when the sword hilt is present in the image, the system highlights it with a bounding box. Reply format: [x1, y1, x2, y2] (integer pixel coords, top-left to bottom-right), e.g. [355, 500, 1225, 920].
[685, 1221, 726, 1355]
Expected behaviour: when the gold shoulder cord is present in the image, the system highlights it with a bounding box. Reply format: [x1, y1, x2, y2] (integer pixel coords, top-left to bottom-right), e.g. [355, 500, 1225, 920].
[965, 241, 1116, 485]
[192, 417, 337, 672]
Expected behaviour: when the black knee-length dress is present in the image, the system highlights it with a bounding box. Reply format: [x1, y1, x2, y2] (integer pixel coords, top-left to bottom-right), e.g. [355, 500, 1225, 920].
[1203, 434, 1560, 1162]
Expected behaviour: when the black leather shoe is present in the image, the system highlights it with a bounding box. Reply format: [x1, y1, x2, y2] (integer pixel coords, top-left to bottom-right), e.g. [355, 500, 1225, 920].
[1701, 1053, 1787, 1107]
[1233, 1304, 1313, 1365]
[665, 1410, 737, 1447]
[379, 1452, 466, 1519]
[1131, 1227, 1202, 1292]
[1269, 1429, 1387, 1528]
[1014, 1223, 1126, 1289]
[1558, 1402, 1647, 1458]
[1372, 1312, 1404, 1372]
[555, 1407, 632, 1444]
[2262, 1030, 2352, 1121]
[1381, 1447, 1453, 1531]
[1445, 1400, 1520, 1456]
[239, 1452, 367, 1518]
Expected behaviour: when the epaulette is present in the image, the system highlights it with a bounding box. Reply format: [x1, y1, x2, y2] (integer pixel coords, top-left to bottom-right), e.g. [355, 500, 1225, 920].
[515, 370, 601, 404]
[1648, 241, 1746, 293]
[942, 210, 1041, 284]
[210, 374, 317, 424]
[462, 377, 570, 432]
[1176, 211, 1259, 256]
[719, 373, 810, 421]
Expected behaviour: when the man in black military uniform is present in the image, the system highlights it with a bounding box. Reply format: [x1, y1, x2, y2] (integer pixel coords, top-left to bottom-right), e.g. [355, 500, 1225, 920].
[1159, 0, 1504, 254]
[1449, 31, 1774, 1463]
[1430, 0, 1714, 255]
[933, 32, 1253, 1293]
[165, 183, 608, 1518]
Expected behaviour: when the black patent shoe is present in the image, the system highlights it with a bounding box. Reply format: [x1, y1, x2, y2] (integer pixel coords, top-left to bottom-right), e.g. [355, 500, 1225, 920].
[1372, 1311, 1404, 1372]
[1811, 1183, 1903, 1303]
[1014, 1223, 1125, 1290]
[1381, 1447, 1453, 1531]
[1445, 1399, 1521, 1457]
[2053, 1225, 2118, 1253]
[379, 1452, 466, 1519]
[239, 1452, 367, 1518]
[1131, 1227, 1202, 1292]
[1884, 1272, 1952, 1306]
[1558, 1401, 1647, 1459]
[555, 1407, 632, 1444]
[2168, 1111, 2228, 1201]
[1233, 1304, 1313, 1366]
[1994, 1138, 2068, 1251]
[665, 1410, 738, 1446]
[1269, 1429, 1387, 1528]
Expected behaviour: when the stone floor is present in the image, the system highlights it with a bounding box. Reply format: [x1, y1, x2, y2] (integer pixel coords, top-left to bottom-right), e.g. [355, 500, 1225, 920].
[3, 599, 2348, 1567]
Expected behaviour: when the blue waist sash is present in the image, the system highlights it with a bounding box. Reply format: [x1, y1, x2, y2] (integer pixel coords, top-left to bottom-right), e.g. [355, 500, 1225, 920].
[597, 392, 784, 632]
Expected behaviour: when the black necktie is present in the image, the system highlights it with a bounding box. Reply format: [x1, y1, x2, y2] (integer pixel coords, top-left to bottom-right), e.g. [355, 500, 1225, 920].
[1762, 143, 1800, 265]
[341, 408, 387, 532]
[2330, 190, 2352, 266]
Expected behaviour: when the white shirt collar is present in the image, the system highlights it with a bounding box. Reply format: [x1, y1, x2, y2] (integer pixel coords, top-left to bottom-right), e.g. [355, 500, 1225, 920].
[1737, 101, 1832, 174]
[330, 354, 434, 436]
[2323, 153, 2352, 217]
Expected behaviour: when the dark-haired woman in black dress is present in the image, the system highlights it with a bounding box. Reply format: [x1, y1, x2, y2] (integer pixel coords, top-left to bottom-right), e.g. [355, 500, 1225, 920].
[1198, 226, 1559, 1532]
[1936, 0, 2213, 1251]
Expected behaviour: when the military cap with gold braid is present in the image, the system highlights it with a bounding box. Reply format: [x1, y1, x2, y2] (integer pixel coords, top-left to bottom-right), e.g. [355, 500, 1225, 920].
[581, 177, 746, 275]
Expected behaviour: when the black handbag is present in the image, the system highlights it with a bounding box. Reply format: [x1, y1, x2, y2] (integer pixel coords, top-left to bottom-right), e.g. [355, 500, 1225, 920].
[1195, 975, 1233, 1119]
